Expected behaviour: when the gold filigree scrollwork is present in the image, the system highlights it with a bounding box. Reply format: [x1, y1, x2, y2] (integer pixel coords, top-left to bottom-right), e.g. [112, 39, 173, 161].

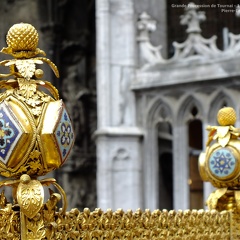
[42, 208, 231, 239]
[0, 174, 68, 240]
[0, 201, 234, 239]
[16, 175, 44, 219]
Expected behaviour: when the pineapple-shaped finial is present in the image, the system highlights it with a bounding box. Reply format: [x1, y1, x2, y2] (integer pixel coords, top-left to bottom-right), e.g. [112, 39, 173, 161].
[7, 23, 39, 52]
[217, 107, 237, 126]
[1, 23, 45, 58]
[205, 106, 239, 148]
[0, 23, 59, 80]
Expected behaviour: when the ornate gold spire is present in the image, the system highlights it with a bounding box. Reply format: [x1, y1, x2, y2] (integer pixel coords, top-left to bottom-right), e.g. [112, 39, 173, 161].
[1, 23, 45, 58]
[0, 23, 74, 239]
[0, 23, 73, 178]
[199, 106, 240, 211]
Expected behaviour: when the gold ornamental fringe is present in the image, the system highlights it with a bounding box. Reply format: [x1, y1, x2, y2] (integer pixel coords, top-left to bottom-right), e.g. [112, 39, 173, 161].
[0, 205, 232, 240]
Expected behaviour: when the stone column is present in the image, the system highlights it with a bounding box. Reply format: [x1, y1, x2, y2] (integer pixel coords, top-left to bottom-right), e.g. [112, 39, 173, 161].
[96, 0, 143, 210]
[173, 124, 190, 210]
[142, 128, 159, 210]
[96, 0, 111, 128]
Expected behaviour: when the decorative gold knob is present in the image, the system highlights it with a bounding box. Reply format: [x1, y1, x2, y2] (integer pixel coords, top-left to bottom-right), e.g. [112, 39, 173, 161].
[6, 23, 39, 52]
[217, 107, 236, 126]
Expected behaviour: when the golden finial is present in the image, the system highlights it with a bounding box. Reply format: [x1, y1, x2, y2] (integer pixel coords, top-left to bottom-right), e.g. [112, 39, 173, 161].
[217, 107, 237, 126]
[0, 23, 59, 79]
[0, 23, 74, 178]
[0, 23, 75, 239]
[1, 23, 46, 58]
[206, 107, 239, 148]
[6, 23, 39, 51]
[199, 106, 240, 211]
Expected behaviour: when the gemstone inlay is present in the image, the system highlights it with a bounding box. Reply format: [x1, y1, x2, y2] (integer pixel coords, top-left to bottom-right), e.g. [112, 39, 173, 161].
[55, 108, 74, 162]
[0, 102, 22, 164]
[209, 148, 236, 178]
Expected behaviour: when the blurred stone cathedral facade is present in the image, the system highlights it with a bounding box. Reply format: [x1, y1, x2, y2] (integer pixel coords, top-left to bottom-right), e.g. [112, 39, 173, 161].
[1, 0, 240, 212]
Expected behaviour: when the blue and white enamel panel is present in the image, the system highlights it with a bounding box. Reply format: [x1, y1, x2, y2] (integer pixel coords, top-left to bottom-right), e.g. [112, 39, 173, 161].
[54, 107, 74, 163]
[0, 102, 22, 164]
[209, 148, 236, 179]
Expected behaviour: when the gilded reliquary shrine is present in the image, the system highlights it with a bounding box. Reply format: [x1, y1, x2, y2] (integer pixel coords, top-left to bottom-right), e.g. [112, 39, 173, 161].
[1, 1, 240, 239]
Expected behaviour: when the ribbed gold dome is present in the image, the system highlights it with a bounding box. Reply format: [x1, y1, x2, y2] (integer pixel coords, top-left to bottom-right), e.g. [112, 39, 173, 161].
[217, 107, 236, 126]
[6, 23, 38, 52]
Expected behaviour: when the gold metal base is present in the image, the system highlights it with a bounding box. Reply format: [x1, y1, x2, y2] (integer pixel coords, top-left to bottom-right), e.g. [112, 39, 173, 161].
[0, 203, 233, 239]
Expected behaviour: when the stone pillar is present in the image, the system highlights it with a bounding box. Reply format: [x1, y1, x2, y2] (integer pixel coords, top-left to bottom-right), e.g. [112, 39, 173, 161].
[96, 0, 111, 128]
[143, 128, 159, 210]
[96, 0, 143, 210]
[96, 128, 143, 210]
[173, 125, 190, 210]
